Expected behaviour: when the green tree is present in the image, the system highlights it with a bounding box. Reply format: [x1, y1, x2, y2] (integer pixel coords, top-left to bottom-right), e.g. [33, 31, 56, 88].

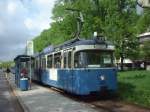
[136, 9, 150, 33]
[33, 0, 149, 70]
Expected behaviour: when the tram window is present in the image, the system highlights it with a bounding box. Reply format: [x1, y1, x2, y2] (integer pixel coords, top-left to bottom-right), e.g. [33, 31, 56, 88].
[47, 55, 53, 68]
[36, 59, 37, 68]
[42, 58, 46, 69]
[74, 52, 86, 68]
[40, 58, 42, 68]
[63, 52, 67, 68]
[74, 52, 79, 68]
[36, 59, 40, 68]
[74, 50, 114, 68]
[68, 51, 71, 68]
[35, 60, 38, 68]
[54, 53, 61, 68]
[34, 60, 36, 68]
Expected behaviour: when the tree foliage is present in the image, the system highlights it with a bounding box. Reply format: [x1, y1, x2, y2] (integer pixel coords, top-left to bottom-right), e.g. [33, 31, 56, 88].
[0, 61, 14, 68]
[33, 0, 150, 61]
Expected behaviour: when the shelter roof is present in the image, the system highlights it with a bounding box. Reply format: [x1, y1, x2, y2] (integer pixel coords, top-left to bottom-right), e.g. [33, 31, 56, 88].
[14, 55, 34, 62]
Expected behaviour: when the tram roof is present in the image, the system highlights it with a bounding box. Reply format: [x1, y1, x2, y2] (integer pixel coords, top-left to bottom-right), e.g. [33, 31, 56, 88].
[56, 37, 111, 48]
[40, 36, 113, 55]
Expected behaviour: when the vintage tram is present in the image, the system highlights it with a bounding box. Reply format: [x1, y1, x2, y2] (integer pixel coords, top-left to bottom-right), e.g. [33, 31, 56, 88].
[32, 37, 117, 95]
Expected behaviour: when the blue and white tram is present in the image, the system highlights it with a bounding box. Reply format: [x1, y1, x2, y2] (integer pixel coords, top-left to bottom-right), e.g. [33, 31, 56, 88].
[33, 37, 117, 95]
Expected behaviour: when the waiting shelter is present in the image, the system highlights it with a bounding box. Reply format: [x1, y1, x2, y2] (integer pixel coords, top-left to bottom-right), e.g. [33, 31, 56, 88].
[14, 55, 34, 87]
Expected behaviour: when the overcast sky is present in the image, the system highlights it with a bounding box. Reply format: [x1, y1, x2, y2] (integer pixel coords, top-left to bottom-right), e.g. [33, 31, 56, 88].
[0, 0, 56, 61]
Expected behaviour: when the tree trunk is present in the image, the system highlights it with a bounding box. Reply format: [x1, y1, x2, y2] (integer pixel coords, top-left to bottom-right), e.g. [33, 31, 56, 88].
[120, 53, 124, 71]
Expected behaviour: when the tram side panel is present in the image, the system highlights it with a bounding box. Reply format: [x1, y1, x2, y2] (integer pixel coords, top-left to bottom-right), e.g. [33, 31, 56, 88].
[39, 68, 117, 95]
[56, 69, 76, 94]
[41, 69, 74, 92]
[38, 68, 75, 93]
[72, 68, 117, 95]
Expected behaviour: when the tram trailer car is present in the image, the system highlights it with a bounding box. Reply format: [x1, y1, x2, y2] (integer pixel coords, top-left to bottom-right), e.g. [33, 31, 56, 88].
[33, 37, 117, 95]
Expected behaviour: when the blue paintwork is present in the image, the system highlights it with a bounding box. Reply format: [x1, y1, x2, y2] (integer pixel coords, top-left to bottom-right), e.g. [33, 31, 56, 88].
[35, 68, 117, 95]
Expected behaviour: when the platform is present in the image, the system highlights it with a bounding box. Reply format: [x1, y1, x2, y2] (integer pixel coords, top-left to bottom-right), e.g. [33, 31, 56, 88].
[0, 70, 23, 112]
[8, 73, 104, 112]
[8, 73, 150, 112]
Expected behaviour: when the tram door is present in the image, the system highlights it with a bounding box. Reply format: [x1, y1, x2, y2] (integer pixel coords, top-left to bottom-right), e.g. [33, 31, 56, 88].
[63, 50, 73, 92]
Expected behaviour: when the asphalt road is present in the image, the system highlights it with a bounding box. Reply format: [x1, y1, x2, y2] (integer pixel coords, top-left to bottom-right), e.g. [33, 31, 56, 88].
[0, 70, 23, 112]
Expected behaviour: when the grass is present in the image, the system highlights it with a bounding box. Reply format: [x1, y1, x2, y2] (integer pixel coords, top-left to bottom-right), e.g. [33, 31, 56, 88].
[117, 70, 150, 107]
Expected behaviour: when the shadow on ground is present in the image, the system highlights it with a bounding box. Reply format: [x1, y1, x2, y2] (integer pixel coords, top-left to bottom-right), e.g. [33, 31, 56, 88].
[33, 80, 135, 103]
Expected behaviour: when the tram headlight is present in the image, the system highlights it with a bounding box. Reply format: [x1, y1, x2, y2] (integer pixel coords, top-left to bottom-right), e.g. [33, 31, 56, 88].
[100, 75, 105, 80]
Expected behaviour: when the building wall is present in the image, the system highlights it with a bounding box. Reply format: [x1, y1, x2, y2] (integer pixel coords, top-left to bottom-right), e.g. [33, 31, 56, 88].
[138, 32, 150, 43]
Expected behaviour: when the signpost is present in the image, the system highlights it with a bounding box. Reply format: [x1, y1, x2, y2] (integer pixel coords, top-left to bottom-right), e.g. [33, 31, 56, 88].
[26, 40, 34, 90]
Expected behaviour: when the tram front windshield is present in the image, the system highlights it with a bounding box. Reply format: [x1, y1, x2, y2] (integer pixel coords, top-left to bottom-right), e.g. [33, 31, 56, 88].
[74, 50, 114, 68]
